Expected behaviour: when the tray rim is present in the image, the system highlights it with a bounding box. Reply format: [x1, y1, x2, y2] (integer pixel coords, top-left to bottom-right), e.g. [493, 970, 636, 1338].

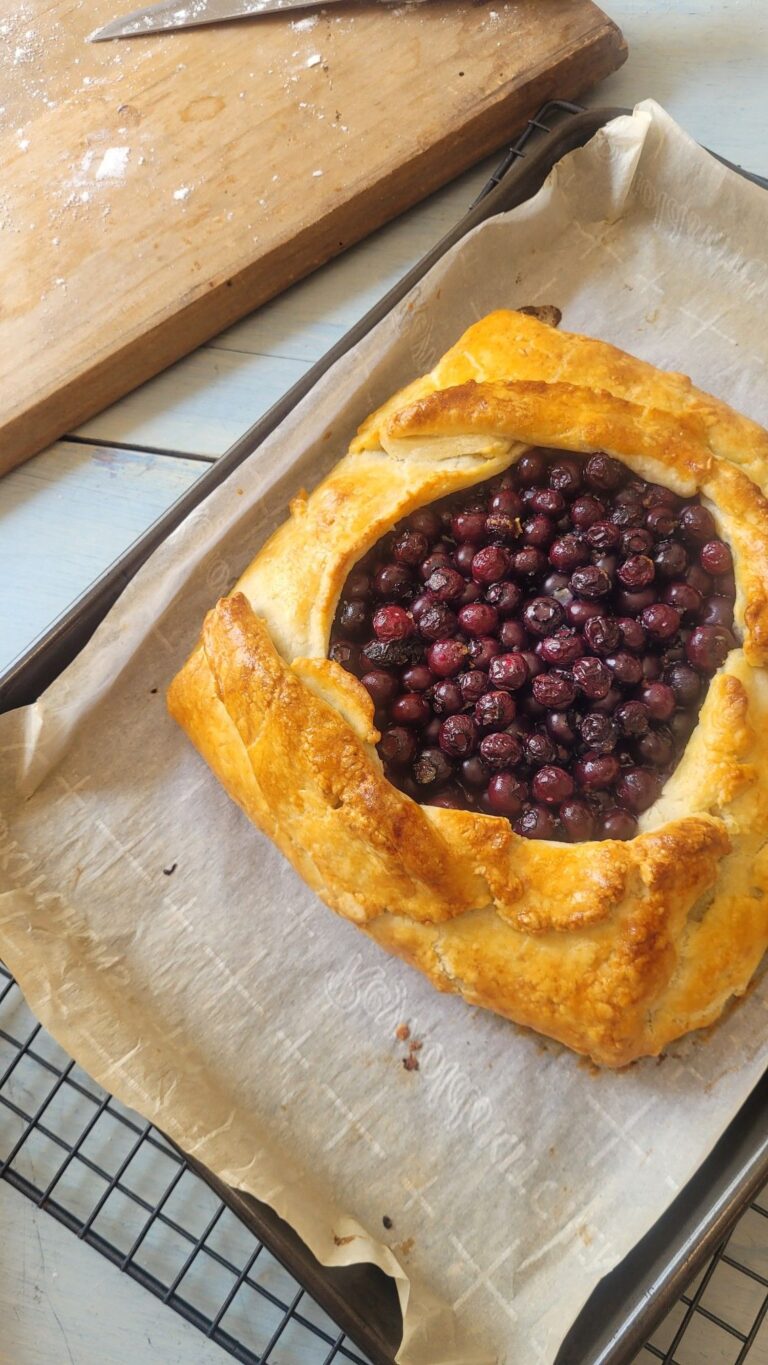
[3, 101, 767, 1365]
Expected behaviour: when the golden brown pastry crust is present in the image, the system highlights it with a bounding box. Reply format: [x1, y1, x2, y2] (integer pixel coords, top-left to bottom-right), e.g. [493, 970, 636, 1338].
[168, 311, 768, 1066]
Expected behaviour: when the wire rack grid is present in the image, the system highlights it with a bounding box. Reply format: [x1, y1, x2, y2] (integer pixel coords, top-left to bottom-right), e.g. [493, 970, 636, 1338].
[2, 960, 767, 1365]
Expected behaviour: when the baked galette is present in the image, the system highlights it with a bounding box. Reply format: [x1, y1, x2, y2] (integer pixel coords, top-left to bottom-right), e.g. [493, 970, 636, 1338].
[168, 310, 768, 1066]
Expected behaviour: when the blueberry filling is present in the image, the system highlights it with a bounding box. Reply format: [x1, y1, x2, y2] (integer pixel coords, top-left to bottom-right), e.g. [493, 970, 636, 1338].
[328, 450, 737, 842]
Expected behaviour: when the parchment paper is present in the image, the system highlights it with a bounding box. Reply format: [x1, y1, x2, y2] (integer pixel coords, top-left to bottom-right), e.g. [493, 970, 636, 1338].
[2, 102, 768, 1364]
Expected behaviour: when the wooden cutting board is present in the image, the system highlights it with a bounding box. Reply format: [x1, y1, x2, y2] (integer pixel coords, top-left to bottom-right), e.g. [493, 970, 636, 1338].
[0, 1, 625, 473]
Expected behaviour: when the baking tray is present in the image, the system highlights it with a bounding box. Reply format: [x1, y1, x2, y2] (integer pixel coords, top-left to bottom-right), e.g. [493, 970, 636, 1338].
[2, 101, 767, 1364]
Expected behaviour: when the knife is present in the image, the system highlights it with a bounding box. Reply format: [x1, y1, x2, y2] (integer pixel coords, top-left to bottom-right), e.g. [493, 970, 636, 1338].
[89, 0, 410, 42]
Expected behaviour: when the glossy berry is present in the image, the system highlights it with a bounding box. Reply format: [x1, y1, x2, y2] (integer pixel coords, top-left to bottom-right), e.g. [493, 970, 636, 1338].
[549, 459, 582, 497]
[532, 672, 576, 708]
[408, 507, 442, 538]
[329, 640, 359, 670]
[338, 600, 368, 636]
[574, 752, 621, 791]
[600, 807, 638, 840]
[461, 756, 488, 788]
[490, 487, 523, 517]
[640, 682, 676, 721]
[540, 631, 584, 665]
[525, 731, 558, 766]
[372, 605, 413, 641]
[417, 603, 457, 641]
[458, 670, 488, 704]
[513, 546, 548, 578]
[653, 540, 687, 579]
[566, 598, 604, 628]
[616, 701, 650, 736]
[344, 569, 371, 600]
[640, 603, 681, 641]
[374, 563, 412, 599]
[451, 510, 487, 544]
[379, 727, 417, 766]
[514, 804, 558, 839]
[499, 619, 529, 650]
[572, 657, 612, 700]
[616, 767, 661, 812]
[685, 625, 732, 673]
[360, 670, 398, 707]
[701, 596, 734, 629]
[700, 540, 732, 576]
[475, 691, 516, 729]
[427, 639, 468, 678]
[486, 511, 519, 541]
[523, 596, 564, 637]
[529, 487, 565, 516]
[549, 534, 590, 572]
[517, 450, 548, 484]
[663, 582, 702, 618]
[616, 617, 646, 652]
[430, 681, 463, 716]
[666, 663, 701, 708]
[571, 494, 605, 528]
[587, 520, 622, 551]
[618, 555, 655, 589]
[391, 693, 431, 727]
[679, 504, 716, 544]
[426, 566, 465, 603]
[560, 799, 595, 841]
[523, 514, 556, 547]
[413, 748, 453, 786]
[457, 601, 498, 636]
[532, 765, 574, 805]
[467, 635, 501, 670]
[485, 580, 523, 616]
[578, 713, 618, 752]
[393, 530, 428, 565]
[570, 565, 612, 598]
[636, 729, 674, 767]
[480, 732, 522, 770]
[439, 715, 478, 758]
[489, 652, 530, 691]
[454, 542, 477, 574]
[605, 651, 643, 686]
[486, 772, 528, 816]
[583, 615, 621, 656]
[402, 664, 433, 692]
[646, 505, 677, 537]
[585, 453, 624, 491]
[472, 545, 511, 584]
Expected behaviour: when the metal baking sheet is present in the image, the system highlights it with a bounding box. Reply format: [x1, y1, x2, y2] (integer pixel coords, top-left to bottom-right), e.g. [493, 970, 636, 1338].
[2, 102, 767, 1365]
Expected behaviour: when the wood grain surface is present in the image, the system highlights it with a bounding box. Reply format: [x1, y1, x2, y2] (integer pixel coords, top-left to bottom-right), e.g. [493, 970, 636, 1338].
[1, 0, 625, 474]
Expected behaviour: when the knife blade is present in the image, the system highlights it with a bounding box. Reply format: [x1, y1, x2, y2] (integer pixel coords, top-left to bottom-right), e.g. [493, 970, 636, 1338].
[89, 0, 352, 41]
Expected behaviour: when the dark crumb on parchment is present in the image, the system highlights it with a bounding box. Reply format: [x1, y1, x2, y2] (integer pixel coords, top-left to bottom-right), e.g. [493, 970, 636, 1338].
[150, 687, 158, 695]
[382, 1215, 393, 1230]
[162, 863, 178, 877]
[402, 1054, 419, 1072]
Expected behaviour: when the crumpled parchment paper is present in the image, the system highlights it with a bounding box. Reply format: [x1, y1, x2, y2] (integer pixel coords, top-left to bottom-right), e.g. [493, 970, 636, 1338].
[1, 102, 767, 1363]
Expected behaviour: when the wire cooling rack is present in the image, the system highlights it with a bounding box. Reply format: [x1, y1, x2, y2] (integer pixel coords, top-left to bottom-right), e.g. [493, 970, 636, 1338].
[0, 963, 369, 1365]
[2, 960, 767, 1364]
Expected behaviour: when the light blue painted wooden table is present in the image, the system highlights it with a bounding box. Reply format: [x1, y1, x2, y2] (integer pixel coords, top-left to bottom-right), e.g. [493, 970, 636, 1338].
[2, 2, 767, 1361]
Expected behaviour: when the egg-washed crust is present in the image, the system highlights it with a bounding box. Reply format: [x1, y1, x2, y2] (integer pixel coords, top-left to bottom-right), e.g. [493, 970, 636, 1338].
[168, 310, 768, 1067]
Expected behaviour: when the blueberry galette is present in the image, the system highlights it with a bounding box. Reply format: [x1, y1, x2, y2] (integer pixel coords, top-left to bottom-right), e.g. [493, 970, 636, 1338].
[168, 310, 768, 1065]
